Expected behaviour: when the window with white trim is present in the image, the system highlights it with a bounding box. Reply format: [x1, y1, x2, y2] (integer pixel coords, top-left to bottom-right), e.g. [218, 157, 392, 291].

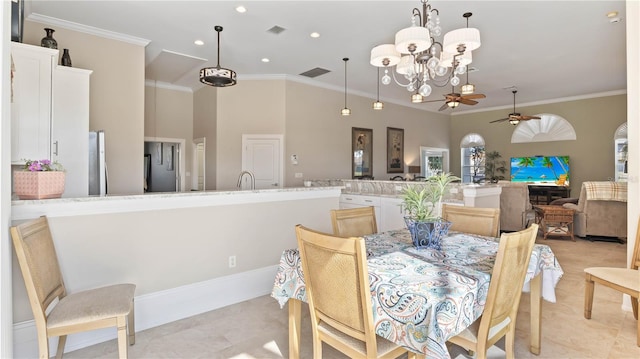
[460, 133, 485, 183]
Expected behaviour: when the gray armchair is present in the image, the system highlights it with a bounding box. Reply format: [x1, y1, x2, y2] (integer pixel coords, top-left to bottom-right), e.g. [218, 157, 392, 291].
[562, 181, 627, 239]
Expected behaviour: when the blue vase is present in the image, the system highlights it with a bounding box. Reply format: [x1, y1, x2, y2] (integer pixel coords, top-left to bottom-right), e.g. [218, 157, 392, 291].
[404, 217, 452, 250]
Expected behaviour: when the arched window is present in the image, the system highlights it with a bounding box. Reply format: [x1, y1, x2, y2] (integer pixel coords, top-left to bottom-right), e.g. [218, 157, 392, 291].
[460, 133, 485, 183]
[511, 113, 576, 143]
[614, 123, 627, 181]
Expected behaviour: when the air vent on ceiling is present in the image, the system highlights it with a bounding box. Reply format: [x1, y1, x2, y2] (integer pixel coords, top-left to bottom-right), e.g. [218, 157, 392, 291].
[299, 67, 331, 78]
[267, 26, 286, 34]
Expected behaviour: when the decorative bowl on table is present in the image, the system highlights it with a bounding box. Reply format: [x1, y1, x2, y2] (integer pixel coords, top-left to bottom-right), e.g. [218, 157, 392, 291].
[404, 217, 452, 250]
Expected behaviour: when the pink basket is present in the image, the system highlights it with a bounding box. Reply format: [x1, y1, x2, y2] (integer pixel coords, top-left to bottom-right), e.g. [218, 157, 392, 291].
[14, 171, 65, 200]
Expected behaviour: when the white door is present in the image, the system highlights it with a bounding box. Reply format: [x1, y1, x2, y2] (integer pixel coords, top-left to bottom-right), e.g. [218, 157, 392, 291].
[242, 135, 283, 189]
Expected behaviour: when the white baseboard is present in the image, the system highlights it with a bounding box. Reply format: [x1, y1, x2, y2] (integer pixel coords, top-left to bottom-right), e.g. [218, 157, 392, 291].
[13, 265, 279, 358]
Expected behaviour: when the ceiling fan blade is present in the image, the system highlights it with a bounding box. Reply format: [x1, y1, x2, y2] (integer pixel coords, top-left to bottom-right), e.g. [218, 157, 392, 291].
[462, 93, 486, 100]
[489, 118, 510, 123]
[521, 115, 541, 120]
[459, 99, 478, 105]
[423, 98, 445, 103]
[438, 103, 450, 111]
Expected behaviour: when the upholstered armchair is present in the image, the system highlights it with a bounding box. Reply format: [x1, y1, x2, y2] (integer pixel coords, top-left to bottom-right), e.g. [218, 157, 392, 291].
[562, 181, 627, 239]
[498, 181, 535, 232]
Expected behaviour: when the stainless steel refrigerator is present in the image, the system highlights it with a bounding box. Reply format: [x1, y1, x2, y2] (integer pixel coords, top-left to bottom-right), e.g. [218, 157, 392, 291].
[89, 131, 107, 196]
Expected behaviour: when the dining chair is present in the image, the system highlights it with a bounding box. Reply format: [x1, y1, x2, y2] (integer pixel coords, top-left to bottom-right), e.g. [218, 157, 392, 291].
[584, 217, 640, 346]
[11, 216, 136, 359]
[447, 223, 539, 359]
[330, 206, 378, 237]
[295, 225, 416, 359]
[442, 204, 501, 237]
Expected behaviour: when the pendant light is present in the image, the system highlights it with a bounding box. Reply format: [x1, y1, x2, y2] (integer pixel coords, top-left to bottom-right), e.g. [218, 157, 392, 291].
[199, 25, 237, 87]
[460, 66, 475, 95]
[373, 68, 384, 110]
[341, 58, 351, 116]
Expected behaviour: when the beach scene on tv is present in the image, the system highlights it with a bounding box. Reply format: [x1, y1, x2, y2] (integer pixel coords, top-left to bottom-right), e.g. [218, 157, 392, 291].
[510, 156, 570, 185]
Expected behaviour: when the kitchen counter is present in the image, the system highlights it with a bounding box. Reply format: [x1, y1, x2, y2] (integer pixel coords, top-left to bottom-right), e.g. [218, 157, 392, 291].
[11, 186, 343, 220]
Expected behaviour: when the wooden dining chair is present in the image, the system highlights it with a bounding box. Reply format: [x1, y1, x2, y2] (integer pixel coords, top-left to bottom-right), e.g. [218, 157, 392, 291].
[295, 225, 416, 359]
[442, 204, 501, 237]
[584, 218, 640, 346]
[11, 216, 136, 359]
[447, 223, 538, 359]
[330, 206, 378, 237]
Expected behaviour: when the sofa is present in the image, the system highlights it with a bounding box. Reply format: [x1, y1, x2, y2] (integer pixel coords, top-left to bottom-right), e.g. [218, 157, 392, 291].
[562, 181, 627, 239]
[498, 181, 535, 232]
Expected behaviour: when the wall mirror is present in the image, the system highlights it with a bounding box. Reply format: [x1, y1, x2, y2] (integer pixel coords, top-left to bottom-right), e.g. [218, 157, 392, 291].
[352, 127, 373, 179]
[420, 147, 449, 177]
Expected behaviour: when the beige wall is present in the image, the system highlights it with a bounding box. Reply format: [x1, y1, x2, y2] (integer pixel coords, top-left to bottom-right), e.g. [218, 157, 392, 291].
[216, 79, 286, 190]
[23, 21, 145, 195]
[284, 81, 450, 186]
[193, 86, 217, 190]
[11, 195, 338, 322]
[144, 84, 194, 190]
[449, 94, 627, 192]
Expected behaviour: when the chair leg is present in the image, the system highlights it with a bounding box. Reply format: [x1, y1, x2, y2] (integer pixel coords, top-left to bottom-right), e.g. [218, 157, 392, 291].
[117, 316, 128, 359]
[632, 296, 638, 321]
[37, 332, 49, 359]
[55, 335, 66, 359]
[584, 275, 594, 319]
[128, 300, 136, 345]
[505, 327, 516, 359]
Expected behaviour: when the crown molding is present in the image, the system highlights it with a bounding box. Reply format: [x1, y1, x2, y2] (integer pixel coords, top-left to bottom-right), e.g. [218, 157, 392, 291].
[452, 89, 628, 116]
[27, 13, 151, 47]
[145, 80, 193, 93]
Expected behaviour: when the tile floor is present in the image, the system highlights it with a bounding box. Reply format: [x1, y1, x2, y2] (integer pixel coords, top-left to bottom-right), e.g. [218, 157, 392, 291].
[64, 236, 639, 358]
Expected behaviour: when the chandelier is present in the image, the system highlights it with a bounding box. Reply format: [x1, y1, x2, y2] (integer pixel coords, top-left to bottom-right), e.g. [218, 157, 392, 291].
[370, 1, 481, 103]
[200, 25, 237, 87]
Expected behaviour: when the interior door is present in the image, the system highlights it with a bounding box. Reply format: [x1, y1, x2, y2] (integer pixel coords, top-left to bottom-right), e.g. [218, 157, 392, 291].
[242, 135, 283, 189]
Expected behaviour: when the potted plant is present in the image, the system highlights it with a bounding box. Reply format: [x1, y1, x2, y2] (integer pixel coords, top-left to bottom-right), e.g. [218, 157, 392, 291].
[484, 150, 507, 183]
[14, 159, 65, 199]
[401, 172, 459, 249]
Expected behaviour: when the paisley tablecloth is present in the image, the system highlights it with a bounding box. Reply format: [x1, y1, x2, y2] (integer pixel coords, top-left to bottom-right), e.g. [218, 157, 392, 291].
[271, 229, 563, 358]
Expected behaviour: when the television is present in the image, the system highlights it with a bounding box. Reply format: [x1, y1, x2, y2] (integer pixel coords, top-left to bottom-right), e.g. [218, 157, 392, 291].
[510, 156, 570, 185]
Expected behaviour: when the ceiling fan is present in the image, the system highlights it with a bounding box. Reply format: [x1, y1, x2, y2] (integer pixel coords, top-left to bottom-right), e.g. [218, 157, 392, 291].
[423, 90, 486, 111]
[490, 90, 541, 124]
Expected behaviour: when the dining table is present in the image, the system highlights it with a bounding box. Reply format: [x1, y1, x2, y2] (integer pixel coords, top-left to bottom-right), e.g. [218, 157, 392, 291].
[271, 229, 564, 359]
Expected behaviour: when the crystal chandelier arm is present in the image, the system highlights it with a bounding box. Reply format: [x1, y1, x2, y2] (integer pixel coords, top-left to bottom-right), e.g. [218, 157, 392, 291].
[391, 68, 416, 88]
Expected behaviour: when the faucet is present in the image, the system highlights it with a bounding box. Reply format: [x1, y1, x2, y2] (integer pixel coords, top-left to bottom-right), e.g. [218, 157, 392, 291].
[237, 170, 255, 190]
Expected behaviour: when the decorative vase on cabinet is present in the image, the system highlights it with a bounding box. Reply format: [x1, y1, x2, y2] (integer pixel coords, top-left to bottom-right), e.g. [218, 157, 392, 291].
[14, 171, 65, 199]
[40, 28, 57, 49]
[61, 49, 72, 67]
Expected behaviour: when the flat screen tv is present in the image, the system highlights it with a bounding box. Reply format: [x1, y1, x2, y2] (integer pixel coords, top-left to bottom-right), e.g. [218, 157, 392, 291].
[510, 156, 570, 185]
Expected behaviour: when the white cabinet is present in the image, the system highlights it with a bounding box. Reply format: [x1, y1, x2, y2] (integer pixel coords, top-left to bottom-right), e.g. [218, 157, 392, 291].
[11, 43, 92, 197]
[11, 42, 58, 163]
[52, 67, 92, 197]
[381, 197, 405, 232]
[339, 194, 406, 232]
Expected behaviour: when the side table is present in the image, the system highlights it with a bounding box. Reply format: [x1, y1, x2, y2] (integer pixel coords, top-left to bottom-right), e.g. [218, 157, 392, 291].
[534, 205, 576, 241]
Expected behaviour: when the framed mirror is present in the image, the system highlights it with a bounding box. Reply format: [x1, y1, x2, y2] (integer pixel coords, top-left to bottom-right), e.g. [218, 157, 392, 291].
[352, 127, 373, 179]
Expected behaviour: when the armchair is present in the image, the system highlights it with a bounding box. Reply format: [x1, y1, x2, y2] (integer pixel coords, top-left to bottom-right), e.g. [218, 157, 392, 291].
[563, 181, 627, 239]
[497, 181, 535, 232]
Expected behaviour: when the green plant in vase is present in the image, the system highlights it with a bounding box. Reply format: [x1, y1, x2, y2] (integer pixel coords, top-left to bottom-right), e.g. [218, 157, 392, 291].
[484, 151, 506, 183]
[401, 172, 459, 249]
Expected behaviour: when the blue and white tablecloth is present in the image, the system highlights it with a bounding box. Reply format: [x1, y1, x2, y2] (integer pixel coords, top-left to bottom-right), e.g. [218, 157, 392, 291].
[271, 229, 563, 358]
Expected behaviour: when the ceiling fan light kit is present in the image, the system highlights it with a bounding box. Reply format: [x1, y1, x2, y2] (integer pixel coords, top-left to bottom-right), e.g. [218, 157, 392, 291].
[490, 89, 542, 124]
[369, 1, 483, 110]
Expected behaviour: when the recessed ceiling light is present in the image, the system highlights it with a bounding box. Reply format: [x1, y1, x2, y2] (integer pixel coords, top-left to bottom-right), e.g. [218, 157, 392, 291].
[606, 11, 618, 18]
[194, 40, 204, 46]
[261, 58, 270, 63]
[606, 11, 621, 23]
[310, 32, 320, 38]
[236, 5, 247, 13]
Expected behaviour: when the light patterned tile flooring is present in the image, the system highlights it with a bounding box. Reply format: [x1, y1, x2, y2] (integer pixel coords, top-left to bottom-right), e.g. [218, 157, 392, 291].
[63, 236, 639, 359]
